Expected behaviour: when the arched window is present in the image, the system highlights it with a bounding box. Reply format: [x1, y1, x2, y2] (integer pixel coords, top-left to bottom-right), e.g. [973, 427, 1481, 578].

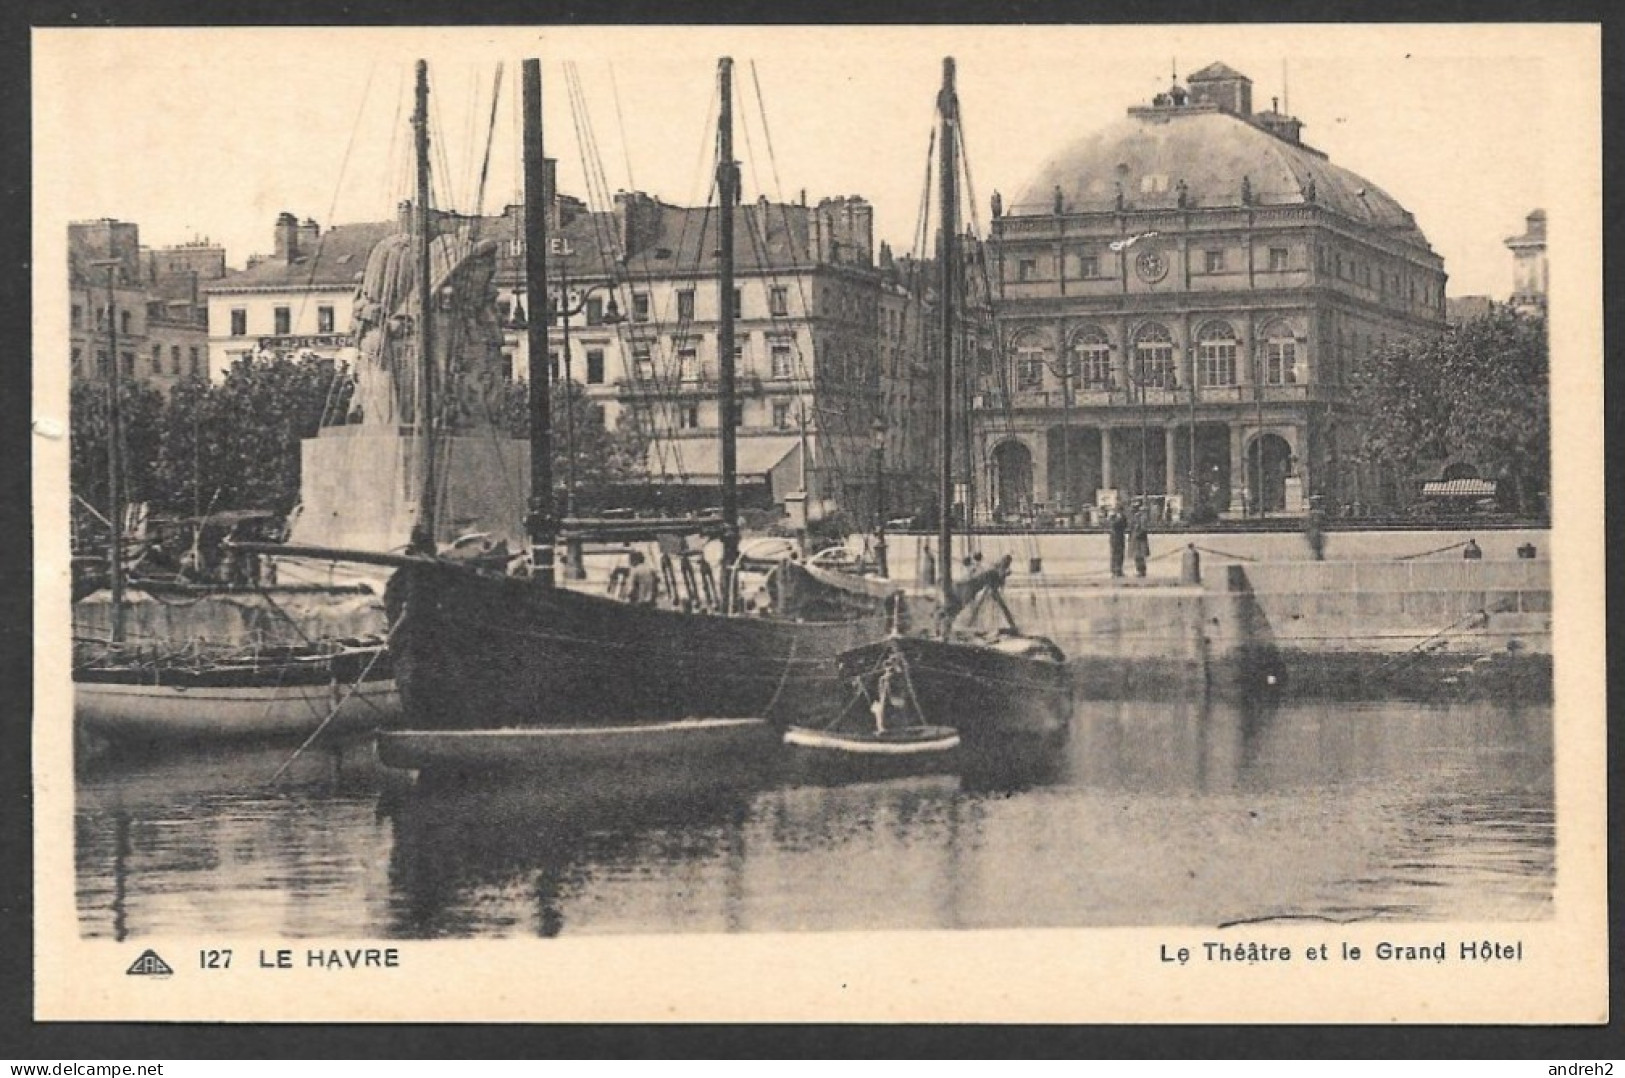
[1010, 331, 1049, 392]
[1133, 322, 1175, 390]
[1196, 320, 1238, 387]
[1069, 325, 1113, 389]
[1264, 322, 1301, 385]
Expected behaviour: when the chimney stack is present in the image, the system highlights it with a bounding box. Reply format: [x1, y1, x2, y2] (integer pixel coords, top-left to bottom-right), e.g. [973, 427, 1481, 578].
[274, 211, 300, 261]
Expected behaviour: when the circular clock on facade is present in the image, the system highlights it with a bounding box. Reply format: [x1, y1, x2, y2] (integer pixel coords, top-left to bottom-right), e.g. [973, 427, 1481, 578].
[1135, 248, 1169, 283]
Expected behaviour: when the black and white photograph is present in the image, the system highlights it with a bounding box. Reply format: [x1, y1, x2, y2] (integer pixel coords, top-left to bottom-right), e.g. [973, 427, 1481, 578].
[31, 22, 1604, 1024]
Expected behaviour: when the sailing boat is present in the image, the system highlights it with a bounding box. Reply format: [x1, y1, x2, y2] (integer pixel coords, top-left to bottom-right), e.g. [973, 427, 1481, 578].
[787, 59, 1073, 766]
[70, 278, 396, 747]
[333, 57, 894, 776]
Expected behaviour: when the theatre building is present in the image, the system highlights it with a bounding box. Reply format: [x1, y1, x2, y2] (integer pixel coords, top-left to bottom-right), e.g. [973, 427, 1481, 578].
[980, 61, 1447, 520]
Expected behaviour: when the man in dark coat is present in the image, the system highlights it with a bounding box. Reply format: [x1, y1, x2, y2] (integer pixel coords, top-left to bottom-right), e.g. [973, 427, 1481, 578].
[1130, 504, 1151, 578]
[1108, 508, 1128, 578]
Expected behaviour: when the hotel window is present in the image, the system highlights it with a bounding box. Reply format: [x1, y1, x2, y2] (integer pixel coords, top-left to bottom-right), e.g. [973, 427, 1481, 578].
[72, 347, 82, 375]
[1265, 325, 1299, 385]
[151, 344, 162, 373]
[189, 347, 201, 376]
[96, 350, 109, 376]
[1204, 250, 1226, 274]
[1017, 258, 1039, 282]
[770, 286, 789, 317]
[585, 348, 605, 384]
[230, 308, 246, 336]
[773, 401, 791, 430]
[676, 290, 695, 322]
[679, 404, 700, 429]
[731, 288, 742, 320]
[1077, 254, 1100, 279]
[548, 350, 561, 383]
[1196, 321, 1238, 387]
[632, 342, 655, 382]
[1132, 322, 1176, 390]
[274, 307, 291, 335]
[71, 304, 82, 329]
[1269, 247, 1289, 272]
[318, 305, 335, 333]
[677, 342, 699, 381]
[170, 345, 181, 374]
[585, 297, 604, 326]
[770, 341, 794, 379]
[632, 292, 650, 322]
[121, 352, 134, 376]
[1070, 326, 1113, 388]
[1011, 334, 1047, 391]
[121, 310, 132, 334]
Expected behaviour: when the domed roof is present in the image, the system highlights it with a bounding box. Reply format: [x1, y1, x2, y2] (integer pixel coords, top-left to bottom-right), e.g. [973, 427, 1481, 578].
[1012, 106, 1431, 249]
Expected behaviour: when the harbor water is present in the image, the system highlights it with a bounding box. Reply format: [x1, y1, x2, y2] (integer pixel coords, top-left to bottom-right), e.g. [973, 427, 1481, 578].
[75, 695, 1553, 938]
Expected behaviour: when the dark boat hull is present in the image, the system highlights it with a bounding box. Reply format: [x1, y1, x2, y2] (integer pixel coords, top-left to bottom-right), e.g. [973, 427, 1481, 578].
[386, 562, 892, 734]
[834, 634, 1074, 749]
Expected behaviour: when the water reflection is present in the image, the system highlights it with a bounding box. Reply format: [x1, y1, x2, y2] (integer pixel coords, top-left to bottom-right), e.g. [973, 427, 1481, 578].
[75, 696, 1554, 938]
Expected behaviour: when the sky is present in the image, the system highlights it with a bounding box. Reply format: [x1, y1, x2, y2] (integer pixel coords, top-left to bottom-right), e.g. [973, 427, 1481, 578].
[35, 24, 1592, 299]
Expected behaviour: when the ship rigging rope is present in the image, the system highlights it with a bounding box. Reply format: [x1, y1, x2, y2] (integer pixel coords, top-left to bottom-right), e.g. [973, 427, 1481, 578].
[739, 62, 860, 503]
[469, 63, 505, 232]
[932, 84, 1061, 631]
[559, 60, 718, 487]
[758, 638, 799, 725]
[1395, 539, 1472, 560]
[265, 606, 404, 787]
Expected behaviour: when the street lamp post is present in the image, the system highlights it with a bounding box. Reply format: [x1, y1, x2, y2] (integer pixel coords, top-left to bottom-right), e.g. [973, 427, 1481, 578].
[1253, 343, 1266, 518]
[551, 266, 622, 578]
[871, 416, 888, 578]
[551, 267, 623, 515]
[1187, 344, 1198, 522]
[92, 259, 126, 644]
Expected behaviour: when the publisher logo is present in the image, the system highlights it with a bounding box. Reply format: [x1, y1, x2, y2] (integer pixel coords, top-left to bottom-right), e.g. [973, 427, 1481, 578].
[126, 949, 174, 977]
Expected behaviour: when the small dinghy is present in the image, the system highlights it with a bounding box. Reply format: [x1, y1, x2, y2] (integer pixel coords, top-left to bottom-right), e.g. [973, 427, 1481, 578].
[784, 649, 960, 777]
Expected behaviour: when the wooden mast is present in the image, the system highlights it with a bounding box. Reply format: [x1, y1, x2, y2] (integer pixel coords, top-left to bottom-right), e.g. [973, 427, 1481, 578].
[936, 57, 959, 614]
[411, 60, 438, 551]
[522, 58, 555, 587]
[717, 57, 741, 605]
[100, 263, 126, 643]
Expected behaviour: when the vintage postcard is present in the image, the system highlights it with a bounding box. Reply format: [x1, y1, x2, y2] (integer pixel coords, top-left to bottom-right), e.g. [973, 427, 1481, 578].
[32, 23, 1604, 1024]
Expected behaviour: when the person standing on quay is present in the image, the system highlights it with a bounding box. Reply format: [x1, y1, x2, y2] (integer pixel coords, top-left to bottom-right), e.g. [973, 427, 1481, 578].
[1108, 507, 1128, 578]
[627, 550, 662, 606]
[1130, 503, 1151, 578]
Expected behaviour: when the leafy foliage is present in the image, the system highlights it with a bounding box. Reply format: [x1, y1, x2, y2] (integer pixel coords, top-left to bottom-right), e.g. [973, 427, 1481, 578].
[70, 378, 165, 515]
[1350, 307, 1548, 513]
[500, 379, 649, 494]
[73, 355, 353, 522]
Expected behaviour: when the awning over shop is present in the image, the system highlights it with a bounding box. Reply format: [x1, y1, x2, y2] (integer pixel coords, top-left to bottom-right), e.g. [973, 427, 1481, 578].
[645, 436, 804, 501]
[1421, 478, 1497, 498]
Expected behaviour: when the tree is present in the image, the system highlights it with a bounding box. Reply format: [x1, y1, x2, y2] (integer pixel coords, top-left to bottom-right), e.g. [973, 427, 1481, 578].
[500, 379, 649, 500]
[70, 378, 165, 526]
[1438, 308, 1549, 514]
[1349, 307, 1548, 514]
[186, 353, 353, 515]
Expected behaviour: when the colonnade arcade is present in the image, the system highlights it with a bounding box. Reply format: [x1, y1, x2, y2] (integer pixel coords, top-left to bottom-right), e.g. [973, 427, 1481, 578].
[980, 313, 1315, 520]
[982, 422, 1303, 522]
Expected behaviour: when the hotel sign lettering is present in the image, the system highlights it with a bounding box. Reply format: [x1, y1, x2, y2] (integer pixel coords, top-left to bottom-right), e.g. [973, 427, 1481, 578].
[257, 334, 354, 351]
